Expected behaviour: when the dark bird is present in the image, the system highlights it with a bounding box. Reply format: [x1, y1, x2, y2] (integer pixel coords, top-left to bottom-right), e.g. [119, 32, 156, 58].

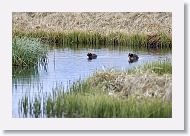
[128, 53, 139, 63]
[87, 53, 97, 60]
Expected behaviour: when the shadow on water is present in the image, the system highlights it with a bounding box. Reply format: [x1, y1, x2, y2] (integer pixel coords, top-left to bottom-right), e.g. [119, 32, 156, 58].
[13, 45, 172, 118]
[49, 44, 171, 55]
[13, 66, 38, 79]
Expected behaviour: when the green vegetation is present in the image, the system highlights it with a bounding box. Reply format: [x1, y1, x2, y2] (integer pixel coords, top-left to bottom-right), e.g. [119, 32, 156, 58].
[14, 12, 172, 118]
[12, 31, 171, 68]
[13, 66, 38, 78]
[63, 93, 171, 118]
[13, 30, 172, 49]
[12, 37, 48, 67]
[127, 61, 172, 75]
[19, 95, 29, 117]
[143, 61, 172, 75]
[19, 61, 172, 118]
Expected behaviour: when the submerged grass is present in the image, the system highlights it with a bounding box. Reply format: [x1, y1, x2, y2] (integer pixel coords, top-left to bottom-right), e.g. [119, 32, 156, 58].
[12, 37, 48, 67]
[13, 30, 172, 49]
[19, 61, 172, 118]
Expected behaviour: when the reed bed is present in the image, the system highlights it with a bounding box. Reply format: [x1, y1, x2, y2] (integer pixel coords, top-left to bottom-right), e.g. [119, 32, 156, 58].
[13, 30, 172, 49]
[19, 61, 172, 118]
[12, 37, 48, 67]
[13, 12, 172, 49]
[19, 95, 42, 118]
[13, 66, 38, 78]
[63, 93, 171, 118]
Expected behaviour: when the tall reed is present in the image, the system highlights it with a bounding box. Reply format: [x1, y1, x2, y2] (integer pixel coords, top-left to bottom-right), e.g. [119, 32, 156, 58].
[12, 37, 48, 67]
[63, 93, 172, 118]
[13, 30, 172, 49]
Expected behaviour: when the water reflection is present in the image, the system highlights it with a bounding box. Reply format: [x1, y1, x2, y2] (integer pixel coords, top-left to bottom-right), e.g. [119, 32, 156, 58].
[13, 47, 171, 117]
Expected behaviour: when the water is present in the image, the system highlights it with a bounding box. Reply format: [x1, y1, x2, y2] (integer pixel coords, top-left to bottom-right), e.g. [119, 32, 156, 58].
[12, 47, 171, 117]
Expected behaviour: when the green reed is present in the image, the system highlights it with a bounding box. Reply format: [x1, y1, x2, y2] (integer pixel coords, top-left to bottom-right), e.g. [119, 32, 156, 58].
[126, 61, 172, 75]
[63, 93, 172, 118]
[12, 37, 48, 67]
[19, 61, 172, 118]
[143, 61, 172, 75]
[13, 66, 38, 79]
[19, 95, 29, 117]
[13, 30, 172, 49]
[33, 97, 42, 118]
[19, 79, 171, 118]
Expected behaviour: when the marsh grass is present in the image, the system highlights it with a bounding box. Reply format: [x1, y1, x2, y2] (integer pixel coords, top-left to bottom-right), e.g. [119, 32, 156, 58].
[19, 61, 172, 118]
[12, 37, 48, 67]
[143, 61, 172, 75]
[13, 66, 38, 78]
[33, 96, 42, 118]
[63, 93, 172, 118]
[19, 95, 29, 117]
[13, 30, 172, 49]
[126, 61, 172, 75]
[19, 80, 172, 118]
[44, 91, 65, 118]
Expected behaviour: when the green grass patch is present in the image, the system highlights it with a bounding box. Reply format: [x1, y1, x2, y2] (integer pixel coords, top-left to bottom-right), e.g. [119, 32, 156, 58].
[143, 61, 172, 75]
[12, 37, 48, 67]
[19, 81, 172, 118]
[127, 61, 172, 75]
[63, 93, 171, 118]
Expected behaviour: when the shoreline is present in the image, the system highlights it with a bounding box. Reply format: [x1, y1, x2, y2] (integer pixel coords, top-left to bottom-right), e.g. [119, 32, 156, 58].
[18, 62, 172, 118]
[13, 12, 172, 118]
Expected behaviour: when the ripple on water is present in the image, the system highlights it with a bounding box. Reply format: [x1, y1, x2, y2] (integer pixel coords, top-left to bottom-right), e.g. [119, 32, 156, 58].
[12, 47, 172, 117]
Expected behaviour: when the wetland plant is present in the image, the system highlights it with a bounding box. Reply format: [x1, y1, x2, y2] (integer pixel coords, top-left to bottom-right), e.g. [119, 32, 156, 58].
[143, 61, 172, 75]
[18, 61, 172, 118]
[19, 95, 29, 117]
[13, 30, 172, 49]
[126, 60, 172, 75]
[12, 37, 48, 67]
[33, 97, 42, 118]
[19, 81, 172, 118]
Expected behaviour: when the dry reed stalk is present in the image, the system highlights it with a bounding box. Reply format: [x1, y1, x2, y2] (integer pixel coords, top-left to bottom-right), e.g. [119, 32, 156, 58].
[13, 12, 172, 36]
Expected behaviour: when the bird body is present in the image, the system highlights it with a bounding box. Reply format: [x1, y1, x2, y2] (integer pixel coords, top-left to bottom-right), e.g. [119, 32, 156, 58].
[87, 53, 97, 60]
[128, 53, 139, 63]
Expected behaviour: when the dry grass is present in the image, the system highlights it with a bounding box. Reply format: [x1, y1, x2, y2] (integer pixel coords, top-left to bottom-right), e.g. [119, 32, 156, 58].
[13, 12, 172, 36]
[89, 65, 172, 101]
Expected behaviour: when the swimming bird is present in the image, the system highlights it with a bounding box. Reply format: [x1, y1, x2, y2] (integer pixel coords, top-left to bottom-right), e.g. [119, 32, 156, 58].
[128, 53, 139, 63]
[87, 53, 97, 60]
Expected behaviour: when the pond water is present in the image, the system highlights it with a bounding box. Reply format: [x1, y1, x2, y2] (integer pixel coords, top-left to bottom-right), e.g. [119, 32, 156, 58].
[12, 47, 171, 117]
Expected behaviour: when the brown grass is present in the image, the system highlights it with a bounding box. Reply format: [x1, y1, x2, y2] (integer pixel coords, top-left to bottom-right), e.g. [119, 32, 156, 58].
[13, 12, 172, 36]
[89, 69, 172, 101]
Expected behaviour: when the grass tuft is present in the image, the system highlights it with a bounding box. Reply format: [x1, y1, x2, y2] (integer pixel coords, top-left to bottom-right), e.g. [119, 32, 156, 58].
[12, 37, 48, 67]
